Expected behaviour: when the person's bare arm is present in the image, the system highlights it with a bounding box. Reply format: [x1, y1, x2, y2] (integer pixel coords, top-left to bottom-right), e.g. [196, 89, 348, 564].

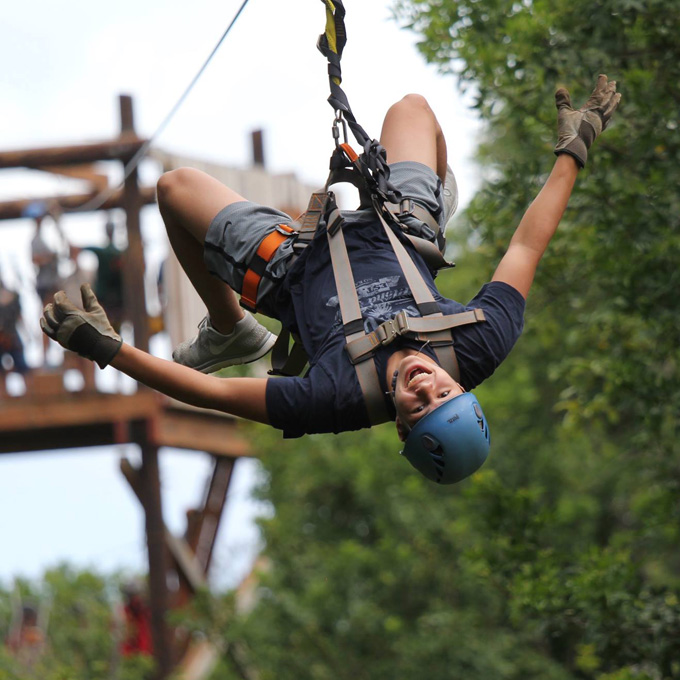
[492, 154, 578, 298]
[40, 283, 270, 424]
[492, 74, 621, 299]
[112, 343, 269, 424]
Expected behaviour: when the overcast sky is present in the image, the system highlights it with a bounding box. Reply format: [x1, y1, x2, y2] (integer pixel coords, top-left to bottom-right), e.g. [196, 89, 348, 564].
[0, 0, 482, 590]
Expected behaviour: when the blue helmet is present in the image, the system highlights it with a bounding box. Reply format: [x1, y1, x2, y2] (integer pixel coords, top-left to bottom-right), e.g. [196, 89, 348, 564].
[401, 392, 490, 484]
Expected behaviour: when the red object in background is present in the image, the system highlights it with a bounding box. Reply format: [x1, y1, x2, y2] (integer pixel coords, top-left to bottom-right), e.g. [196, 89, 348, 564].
[120, 594, 153, 656]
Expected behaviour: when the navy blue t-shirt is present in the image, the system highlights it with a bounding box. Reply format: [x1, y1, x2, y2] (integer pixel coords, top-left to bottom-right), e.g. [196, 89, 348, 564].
[265, 211, 525, 438]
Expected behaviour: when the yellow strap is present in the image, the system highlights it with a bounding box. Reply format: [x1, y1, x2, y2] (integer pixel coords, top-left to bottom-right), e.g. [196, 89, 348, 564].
[323, 0, 337, 53]
[321, 0, 342, 85]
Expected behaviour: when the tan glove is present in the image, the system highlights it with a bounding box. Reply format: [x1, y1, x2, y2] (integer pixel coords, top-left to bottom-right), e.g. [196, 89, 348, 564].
[41, 283, 122, 368]
[554, 74, 621, 168]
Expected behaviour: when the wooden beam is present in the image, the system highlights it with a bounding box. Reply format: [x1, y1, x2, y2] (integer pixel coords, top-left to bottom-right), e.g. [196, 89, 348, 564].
[0, 388, 253, 458]
[0, 187, 157, 221]
[38, 164, 110, 191]
[0, 422, 130, 455]
[0, 389, 160, 432]
[153, 408, 251, 458]
[0, 134, 148, 170]
[165, 533, 208, 592]
[186, 457, 236, 573]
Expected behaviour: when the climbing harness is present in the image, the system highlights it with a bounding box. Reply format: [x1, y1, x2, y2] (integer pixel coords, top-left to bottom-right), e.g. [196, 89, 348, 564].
[239, 0, 486, 427]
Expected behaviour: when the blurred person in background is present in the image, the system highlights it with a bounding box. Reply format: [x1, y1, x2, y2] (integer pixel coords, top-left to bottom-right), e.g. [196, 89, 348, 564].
[6, 600, 47, 669]
[0, 266, 29, 398]
[79, 216, 126, 334]
[118, 580, 153, 658]
[26, 200, 67, 365]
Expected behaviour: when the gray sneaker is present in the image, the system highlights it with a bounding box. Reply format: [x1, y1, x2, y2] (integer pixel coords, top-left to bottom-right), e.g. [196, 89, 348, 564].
[443, 164, 459, 225]
[172, 312, 276, 373]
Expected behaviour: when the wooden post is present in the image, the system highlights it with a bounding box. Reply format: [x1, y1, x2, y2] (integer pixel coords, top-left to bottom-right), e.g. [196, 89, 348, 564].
[251, 129, 265, 167]
[140, 443, 173, 679]
[119, 95, 150, 353]
[186, 457, 236, 572]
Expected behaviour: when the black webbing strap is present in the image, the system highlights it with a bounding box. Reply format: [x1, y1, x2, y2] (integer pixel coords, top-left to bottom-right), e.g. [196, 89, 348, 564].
[317, 0, 366, 146]
[268, 328, 309, 377]
[318, 0, 455, 266]
[403, 236, 453, 272]
[326, 145, 374, 207]
[384, 199, 441, 243]
[317, 0, 400, 206]
[383, 199, 454, 271]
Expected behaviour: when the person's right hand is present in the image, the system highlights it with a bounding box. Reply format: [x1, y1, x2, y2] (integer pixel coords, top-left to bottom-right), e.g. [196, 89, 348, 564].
[41, 283, 122, 368]
[554, 74, 621, 168]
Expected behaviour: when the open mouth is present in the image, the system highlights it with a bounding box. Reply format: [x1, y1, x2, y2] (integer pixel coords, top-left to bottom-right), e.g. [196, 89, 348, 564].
[407, 367, 429, 387]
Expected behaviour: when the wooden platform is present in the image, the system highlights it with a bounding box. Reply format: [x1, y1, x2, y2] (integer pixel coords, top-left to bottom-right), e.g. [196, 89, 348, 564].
[0, 387, 252, 458]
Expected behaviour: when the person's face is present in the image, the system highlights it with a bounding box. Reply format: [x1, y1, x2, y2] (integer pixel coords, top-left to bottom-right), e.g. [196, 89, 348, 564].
[393, 353, 464, 440]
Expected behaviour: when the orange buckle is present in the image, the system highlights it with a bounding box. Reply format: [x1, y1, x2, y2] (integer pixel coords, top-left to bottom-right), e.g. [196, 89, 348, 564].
[340, 143, 359, 162]
[241, 224, 296, 310]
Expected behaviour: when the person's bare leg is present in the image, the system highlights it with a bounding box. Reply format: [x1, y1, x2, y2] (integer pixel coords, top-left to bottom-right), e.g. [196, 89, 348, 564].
[156, 168, 245, 334]
[379, 93, 447, 184]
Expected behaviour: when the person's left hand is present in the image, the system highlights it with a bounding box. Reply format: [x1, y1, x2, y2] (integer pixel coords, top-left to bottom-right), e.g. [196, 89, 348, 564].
[41, 283, 122, 368]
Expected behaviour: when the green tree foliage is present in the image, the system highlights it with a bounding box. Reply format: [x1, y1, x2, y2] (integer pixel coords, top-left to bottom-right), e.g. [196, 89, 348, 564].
[0, 565, 154, 680]
[217, 1, 680, 678]
[226, 427, 575, 680]
[391, 1, 680, 669]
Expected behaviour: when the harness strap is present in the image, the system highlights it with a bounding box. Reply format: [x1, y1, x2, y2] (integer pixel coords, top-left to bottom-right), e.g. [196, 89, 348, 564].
[326, 216, 390, 425]
[268, 328, 309, 377]
[241, 223, 297, 312]
[326, 217, 363, 326]
[374, 202, 461, 380]
[345, 308, 486, 364]
[294, 192, 332, 254]
[404, 234, 453, 271]
[317, 1, 401, 206]
[384, 199, 441, 242]
[326, 144, 374, 208]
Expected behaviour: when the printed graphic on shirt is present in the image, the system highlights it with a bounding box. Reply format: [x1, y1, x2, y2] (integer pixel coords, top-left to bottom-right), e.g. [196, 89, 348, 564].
[326, 276, 420, 333]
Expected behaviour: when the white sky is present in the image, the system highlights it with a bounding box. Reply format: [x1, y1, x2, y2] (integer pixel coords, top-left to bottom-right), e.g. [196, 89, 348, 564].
[0, 0, 482, 590]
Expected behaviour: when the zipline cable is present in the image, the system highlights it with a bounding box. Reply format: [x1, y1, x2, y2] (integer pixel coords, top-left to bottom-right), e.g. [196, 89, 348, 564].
[76, 0, 253, 213]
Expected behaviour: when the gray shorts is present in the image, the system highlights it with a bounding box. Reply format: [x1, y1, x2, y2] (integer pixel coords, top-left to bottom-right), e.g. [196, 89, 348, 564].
[203, 161, 444, 312]
[384, 160, 445, 242]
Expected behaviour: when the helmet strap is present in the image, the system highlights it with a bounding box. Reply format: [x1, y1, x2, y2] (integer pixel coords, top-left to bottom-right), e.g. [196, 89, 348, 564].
[387, 369, 399, 408]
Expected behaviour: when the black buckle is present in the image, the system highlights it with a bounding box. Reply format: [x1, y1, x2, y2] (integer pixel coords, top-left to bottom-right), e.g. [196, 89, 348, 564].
[397, 198, 415, 217]
[326, 209, 344, 236]
[376, 311, 410, 346]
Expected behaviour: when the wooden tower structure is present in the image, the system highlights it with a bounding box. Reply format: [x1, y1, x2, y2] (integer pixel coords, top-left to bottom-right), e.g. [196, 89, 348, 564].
[0, 96, 315, 679]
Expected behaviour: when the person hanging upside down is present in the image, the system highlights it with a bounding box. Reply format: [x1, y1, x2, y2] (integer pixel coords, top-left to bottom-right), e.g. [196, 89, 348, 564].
[41, 75, 620, 483]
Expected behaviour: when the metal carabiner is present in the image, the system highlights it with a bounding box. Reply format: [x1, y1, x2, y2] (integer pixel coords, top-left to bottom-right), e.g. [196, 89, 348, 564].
[332, 112, 349, 148]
